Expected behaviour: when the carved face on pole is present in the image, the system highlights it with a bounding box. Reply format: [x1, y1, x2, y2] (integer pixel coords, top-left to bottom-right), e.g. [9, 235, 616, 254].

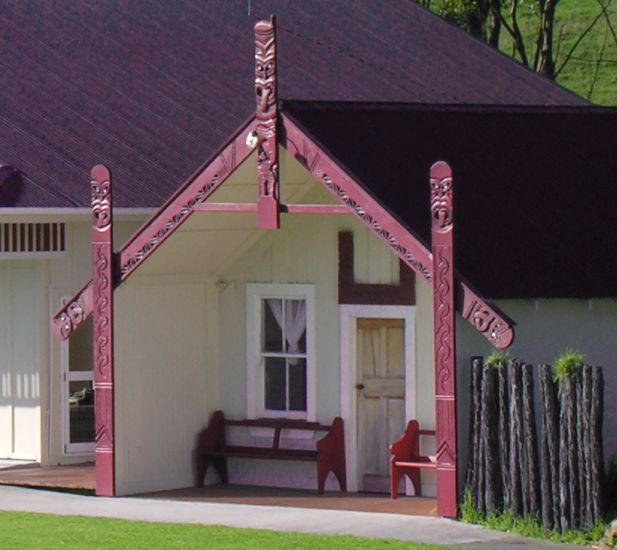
[255, 20, 276, 119]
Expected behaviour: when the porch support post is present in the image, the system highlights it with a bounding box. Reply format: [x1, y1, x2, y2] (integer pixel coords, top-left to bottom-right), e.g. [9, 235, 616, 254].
[91, 164, 116, 496]
[430, 161, 458, 518]
[255, 16, 280, 229]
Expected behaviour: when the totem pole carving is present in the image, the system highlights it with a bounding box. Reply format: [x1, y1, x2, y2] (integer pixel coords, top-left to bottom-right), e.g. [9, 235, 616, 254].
[91, 164, 115, 496]
[431, 161, 458, 518]
[255, 16, 280, 229]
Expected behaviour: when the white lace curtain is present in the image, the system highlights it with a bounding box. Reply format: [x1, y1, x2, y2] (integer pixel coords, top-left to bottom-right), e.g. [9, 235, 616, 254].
[267, 299, 306, 358]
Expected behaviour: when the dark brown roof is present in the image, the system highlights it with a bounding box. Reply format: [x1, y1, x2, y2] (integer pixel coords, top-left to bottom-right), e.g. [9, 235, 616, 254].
[283, 102, 617, 299]
[0, 0, 585, 208]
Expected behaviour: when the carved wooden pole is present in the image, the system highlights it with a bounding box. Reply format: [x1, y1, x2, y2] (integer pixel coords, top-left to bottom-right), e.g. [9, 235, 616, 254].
[431, 161, 458, 518]
[255, 16, 280, 229]
[91, 164, 115, 496]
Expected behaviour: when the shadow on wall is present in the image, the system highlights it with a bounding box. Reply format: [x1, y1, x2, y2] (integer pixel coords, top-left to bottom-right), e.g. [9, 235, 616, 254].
[0, 165, 23, 206]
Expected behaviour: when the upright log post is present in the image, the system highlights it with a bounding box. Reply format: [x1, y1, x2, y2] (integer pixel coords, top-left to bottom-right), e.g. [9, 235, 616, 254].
[430, 161, 458, 517]
[255, 16, 280, 229]
[91, 164, 115, 496]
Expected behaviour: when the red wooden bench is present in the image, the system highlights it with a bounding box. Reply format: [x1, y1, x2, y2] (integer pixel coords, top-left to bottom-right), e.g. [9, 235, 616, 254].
[389, 419, 436, 498]
[196, 410, 347, 494]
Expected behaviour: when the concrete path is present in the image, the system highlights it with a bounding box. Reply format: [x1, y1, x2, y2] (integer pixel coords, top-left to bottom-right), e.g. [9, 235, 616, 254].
[0, 485, 585, 549]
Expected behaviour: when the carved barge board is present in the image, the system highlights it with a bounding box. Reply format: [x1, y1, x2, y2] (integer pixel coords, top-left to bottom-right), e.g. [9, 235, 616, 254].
[52, 118, 256, 340]
[282, 114, 433, 281]
[431, 161, 458, 518]
[255, 16, 280, 229]
[281, 113, 515, 349]
[91, 164, 115, 496]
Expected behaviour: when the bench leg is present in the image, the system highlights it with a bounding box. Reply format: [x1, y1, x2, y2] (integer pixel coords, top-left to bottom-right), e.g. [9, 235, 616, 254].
[196, 454, 228, 486]
[390, 464, 422, 499]
[391, 463, 403, 499]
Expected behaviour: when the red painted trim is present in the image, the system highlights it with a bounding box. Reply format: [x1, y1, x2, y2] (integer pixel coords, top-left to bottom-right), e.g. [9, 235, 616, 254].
[194, 203, 350, 215]
[194, 203, 258, 213]
[338, 232, 415, 305]
[91, 164, 115, 497]
[282, 204, 350, 215]
[430, 161, 458, 518]
[52, 117, 256, 340]
[53, 281, 93, 340]
[255, 17, 280, 229]
[281, 112, 515, 348]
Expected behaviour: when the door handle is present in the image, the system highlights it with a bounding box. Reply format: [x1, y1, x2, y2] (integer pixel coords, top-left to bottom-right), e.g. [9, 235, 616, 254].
[356, 383, 364, 390]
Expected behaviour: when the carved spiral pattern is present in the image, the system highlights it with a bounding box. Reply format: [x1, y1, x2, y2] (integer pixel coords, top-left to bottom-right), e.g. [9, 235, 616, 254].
[463, 299, 512, 348]
[94, 245, 111, 377]
[319, 173, 432, 280]
[55, 299, 85, 339]
[121, 175, 222, 276]
[435, 247, 453, 394]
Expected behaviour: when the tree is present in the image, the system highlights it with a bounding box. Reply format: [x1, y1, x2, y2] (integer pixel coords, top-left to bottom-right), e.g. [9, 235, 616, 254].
[416, 0, 614, 84]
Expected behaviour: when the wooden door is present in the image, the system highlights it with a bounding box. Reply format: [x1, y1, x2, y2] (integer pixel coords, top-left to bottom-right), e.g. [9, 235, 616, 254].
[356, 318, 406, 493]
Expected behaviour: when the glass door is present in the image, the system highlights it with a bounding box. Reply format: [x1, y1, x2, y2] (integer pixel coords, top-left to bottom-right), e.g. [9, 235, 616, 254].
[61, 299, 95, 455]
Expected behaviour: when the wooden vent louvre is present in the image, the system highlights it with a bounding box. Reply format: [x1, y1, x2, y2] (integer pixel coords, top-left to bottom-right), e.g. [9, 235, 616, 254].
[0, 223, 65, 253]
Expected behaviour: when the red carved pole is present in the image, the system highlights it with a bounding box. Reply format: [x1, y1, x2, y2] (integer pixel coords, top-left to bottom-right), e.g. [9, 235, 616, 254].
[255, 16, 280, 229]
[91, 164, 115, 496]
[431, 161, 458, 517]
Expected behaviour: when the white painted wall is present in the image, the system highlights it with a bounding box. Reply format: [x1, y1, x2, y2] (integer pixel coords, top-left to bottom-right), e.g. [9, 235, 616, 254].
[0, 262, 41, 459]
[114, 275, 210, 495]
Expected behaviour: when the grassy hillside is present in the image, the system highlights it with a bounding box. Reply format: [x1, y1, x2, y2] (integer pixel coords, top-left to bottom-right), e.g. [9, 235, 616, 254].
[500, 0, 617, 105]
[422, 0, 617, 105]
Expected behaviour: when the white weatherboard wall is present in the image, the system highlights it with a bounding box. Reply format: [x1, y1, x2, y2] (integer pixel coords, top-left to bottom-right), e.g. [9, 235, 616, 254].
[0, 262, 41, 460]
[114, 275, 210, 495]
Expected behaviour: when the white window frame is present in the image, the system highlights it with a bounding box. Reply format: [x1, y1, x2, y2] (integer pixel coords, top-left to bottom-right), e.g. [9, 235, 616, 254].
[60, 296, 95, 456]
[246, 283, 316, 421]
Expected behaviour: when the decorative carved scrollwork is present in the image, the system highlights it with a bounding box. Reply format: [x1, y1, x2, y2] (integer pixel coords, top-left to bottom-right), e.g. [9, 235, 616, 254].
[120, 175, 222, 276]
[463, 297, 514, 349]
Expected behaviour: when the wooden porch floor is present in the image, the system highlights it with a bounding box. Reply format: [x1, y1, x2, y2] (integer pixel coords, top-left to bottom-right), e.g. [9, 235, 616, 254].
[0, 462, 95, 491]
[0, 463, 436, 516]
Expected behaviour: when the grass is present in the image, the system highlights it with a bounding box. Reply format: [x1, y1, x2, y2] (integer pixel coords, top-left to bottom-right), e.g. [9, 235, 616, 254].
[553, 347, 585, 382]
[0, 511, 450, 550]
[498, 0, 617, 105]
[459, 489, 608, 546]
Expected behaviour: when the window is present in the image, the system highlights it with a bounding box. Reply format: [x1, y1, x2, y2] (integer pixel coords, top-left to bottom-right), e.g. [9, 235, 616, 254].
[246, 284, 315, 420]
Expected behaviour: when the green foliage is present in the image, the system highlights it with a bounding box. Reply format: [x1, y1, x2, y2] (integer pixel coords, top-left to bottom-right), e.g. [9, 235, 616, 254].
[553, 348, 585, 382]
[0, 511, 449, 550]
[459, 488, 483, 523]
[416, 0, 617, 105]
[460, 488, 607, 545]
[485, 350, 510, 368]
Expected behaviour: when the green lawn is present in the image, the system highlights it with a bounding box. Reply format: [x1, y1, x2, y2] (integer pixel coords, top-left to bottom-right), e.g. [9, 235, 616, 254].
[0, 511, 450, 549]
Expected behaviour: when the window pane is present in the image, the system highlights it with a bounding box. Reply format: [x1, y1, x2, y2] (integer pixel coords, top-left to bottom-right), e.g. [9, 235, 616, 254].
[285, 299, 306, 354]
[69, 318, 93, 371]
[263, 299, 283, 352]
[265, 357, 286, 410]
[69, 380, 95, 443]
[289, 358, 307, 411]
